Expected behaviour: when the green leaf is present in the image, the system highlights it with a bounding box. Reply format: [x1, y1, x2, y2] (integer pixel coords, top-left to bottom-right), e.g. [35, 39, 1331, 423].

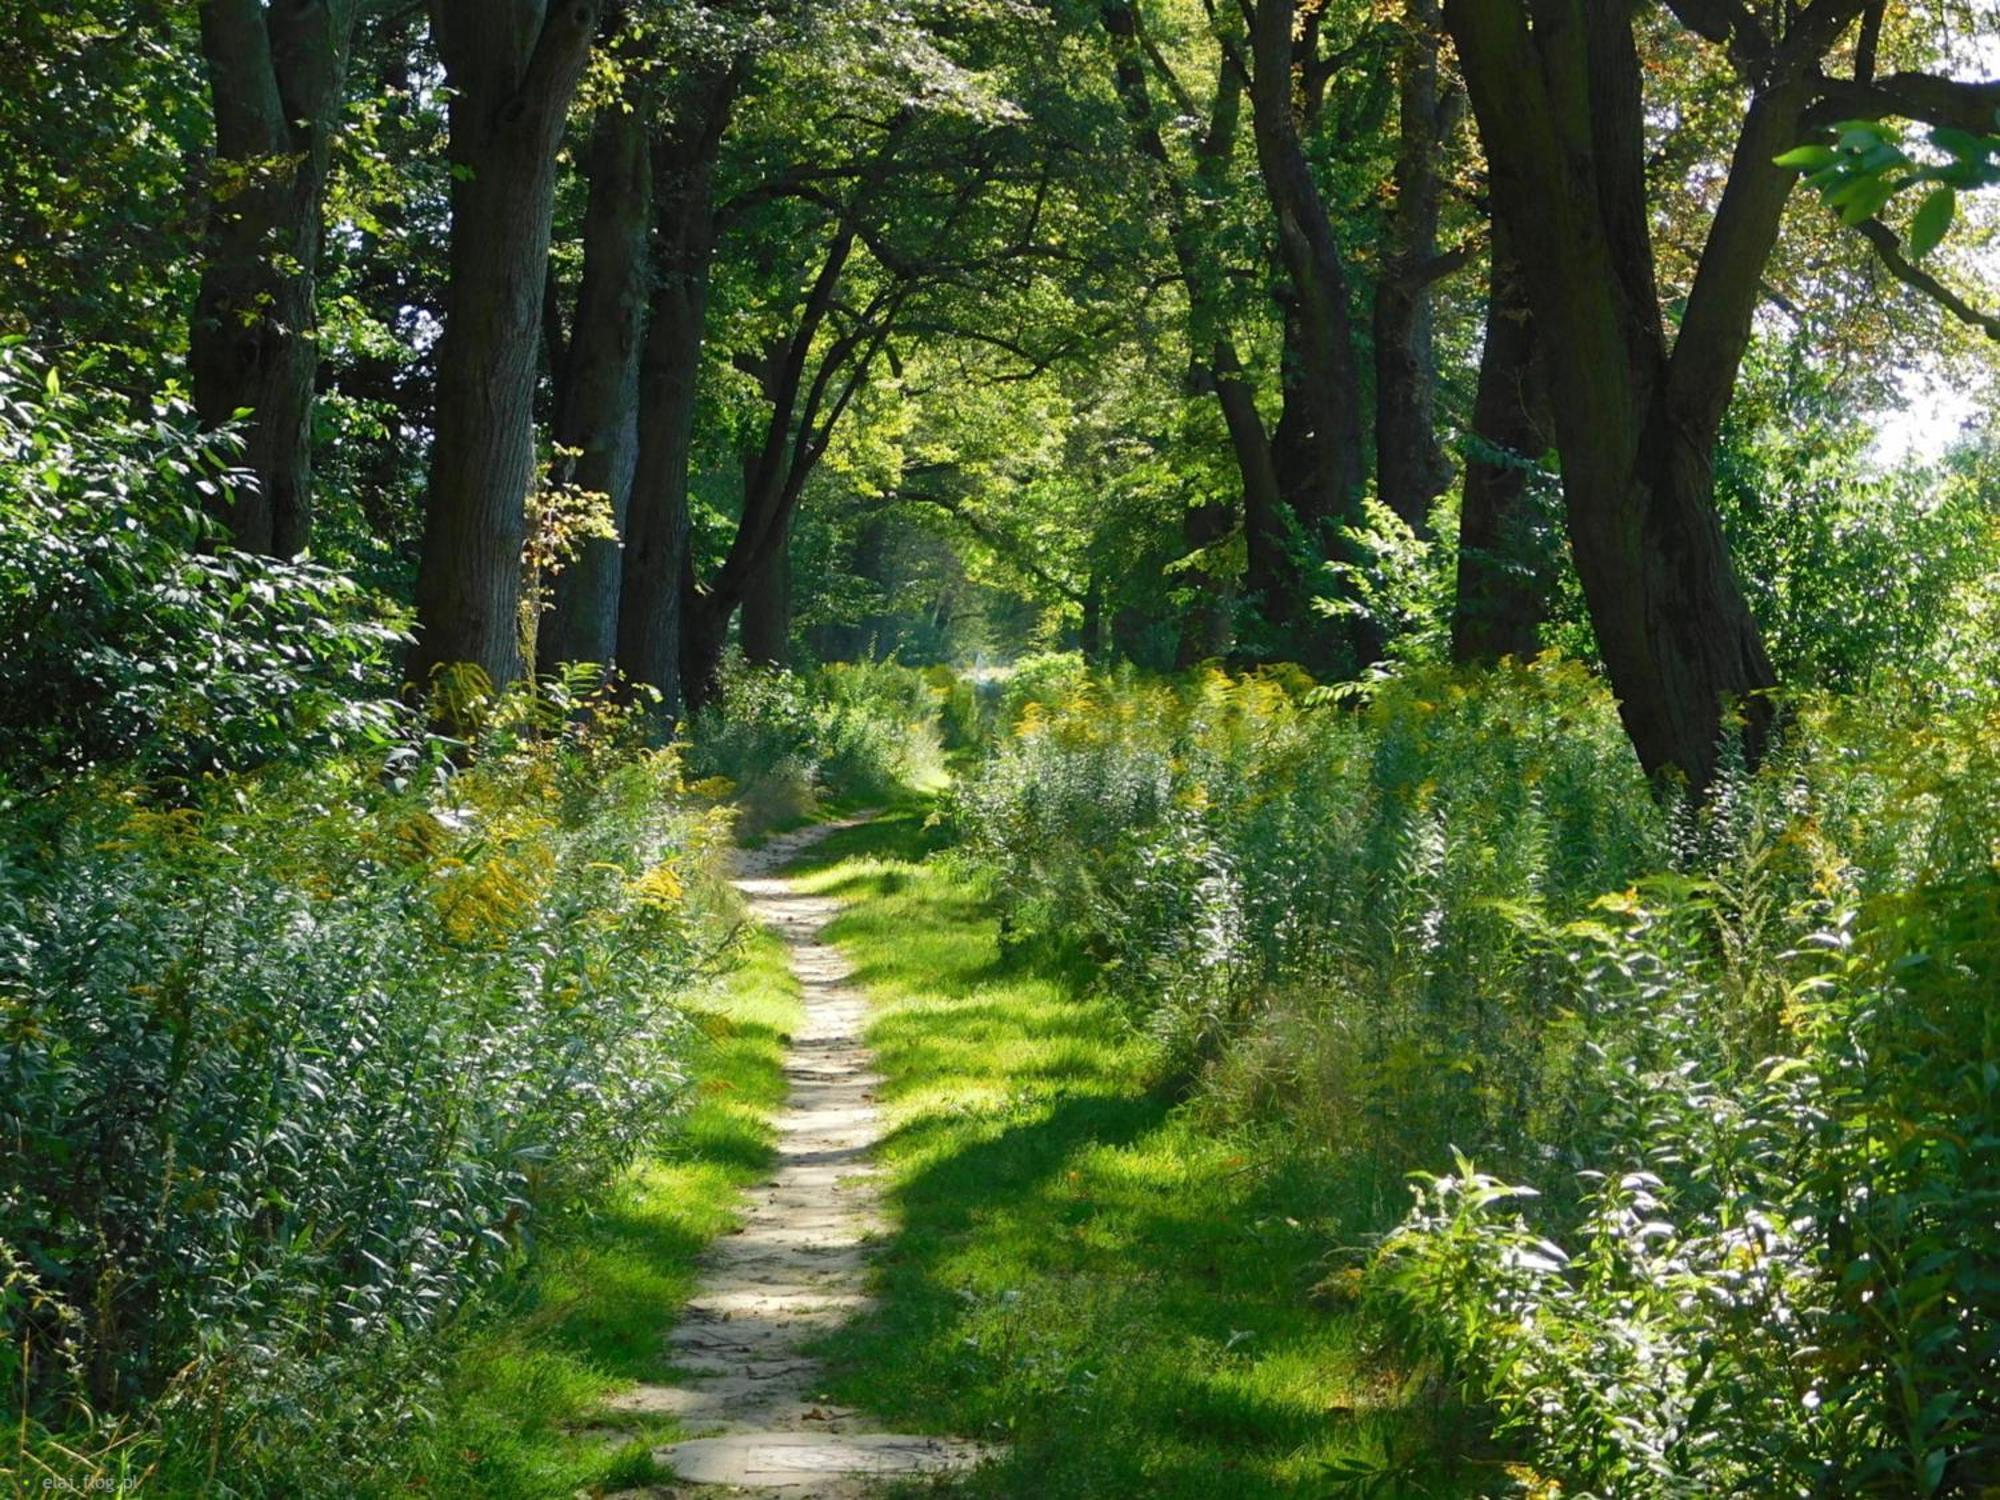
[1908, 186, 1956, 260]
[1836, 176, 1897, 226]
[1773, 144, 1838, 170]
[1928, 126, 1986, 160]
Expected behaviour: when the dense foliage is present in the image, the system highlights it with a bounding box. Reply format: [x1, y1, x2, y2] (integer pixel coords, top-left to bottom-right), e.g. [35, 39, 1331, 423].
[0, 349, 400, 785]
[2, 720, 727, 1491]
[685, 655, 956, 830]
[949, 664, 2000, 1494]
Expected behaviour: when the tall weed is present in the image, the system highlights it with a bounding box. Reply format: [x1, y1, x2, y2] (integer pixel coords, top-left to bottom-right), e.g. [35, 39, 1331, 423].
[948, 661, 2000, 1491]
[1, 708, 727, 1493]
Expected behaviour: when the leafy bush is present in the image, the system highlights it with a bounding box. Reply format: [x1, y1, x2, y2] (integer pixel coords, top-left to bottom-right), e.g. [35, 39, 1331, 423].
[1377, 692, 2000, 1496]
[0, 347, 404, 787]
[924, 664, 983, 750]
[947, 658, 1657, 1152]
[1713, 350, 2000, 699]
[993, 649, 1091, 726]
[1, 704, 725, 1493]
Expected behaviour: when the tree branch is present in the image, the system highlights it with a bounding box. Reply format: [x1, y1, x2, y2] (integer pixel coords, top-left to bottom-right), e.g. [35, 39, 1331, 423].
[1855, 217, 2000, 339]
[892, 489, 1087, 604]
[1806, 69, 2000, 133]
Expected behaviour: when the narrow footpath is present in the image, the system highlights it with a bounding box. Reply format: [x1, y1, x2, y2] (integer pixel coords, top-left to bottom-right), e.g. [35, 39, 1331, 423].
[609, 819, 989, 1495]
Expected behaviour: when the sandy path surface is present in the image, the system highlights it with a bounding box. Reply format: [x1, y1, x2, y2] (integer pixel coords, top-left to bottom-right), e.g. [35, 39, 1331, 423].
[603, 818, 987, 1497]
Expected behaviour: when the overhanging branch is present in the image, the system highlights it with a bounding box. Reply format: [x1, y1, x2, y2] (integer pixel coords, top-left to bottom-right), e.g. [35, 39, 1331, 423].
[1855, 217, 2000, 339]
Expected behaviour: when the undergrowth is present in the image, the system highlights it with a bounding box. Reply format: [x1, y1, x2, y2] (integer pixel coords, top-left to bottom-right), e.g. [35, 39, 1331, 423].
[686, 655, 952, 836]
[1, 693, 734, 1497]
[945, 659, 2000, 1495]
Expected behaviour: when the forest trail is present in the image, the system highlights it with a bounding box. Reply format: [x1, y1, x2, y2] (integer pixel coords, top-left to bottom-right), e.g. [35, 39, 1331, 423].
[609, 817, 990, 1495]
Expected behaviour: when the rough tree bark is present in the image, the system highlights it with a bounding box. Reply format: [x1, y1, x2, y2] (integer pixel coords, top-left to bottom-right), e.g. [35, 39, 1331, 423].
[1246, 0, 1366, 549]
[192, 0, 363, 556]
[1451, 228, 1553, 663]
[1443, 0, 1868, 791]
[409, 0, 601, 696]
[616, 67, 739, 722]
[737, 504, 792, 666]
[538, 101, 651, 673]
[1372, 0, 1460, 532]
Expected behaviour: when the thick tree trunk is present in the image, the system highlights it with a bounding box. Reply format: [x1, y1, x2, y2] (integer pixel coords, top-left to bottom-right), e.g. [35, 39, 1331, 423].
[192, 0, 361, 556]
[616, 72, 736, 722]
[1248, 0, 1366, 535]
[539, 102, 650, 673]
[738, 507, 792, 666]
[1452, 232, 1552, 663]
[1441, 0, 1854, 791]
[1242, 0, 1371, 669]
[1373, 0, 1457, 532]
[409, 0, 600, 697]
[679, 594, 732, 717]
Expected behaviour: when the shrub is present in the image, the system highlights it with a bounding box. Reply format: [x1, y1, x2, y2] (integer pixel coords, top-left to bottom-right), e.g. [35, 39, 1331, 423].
[0, 347, 404, 788]
[686, 655, 947, 831]
[947, 657, 1658, 1167]
[993, 649, 1090, 727]
[924, 664, 983, 750]
[0, 706, 726, 1493]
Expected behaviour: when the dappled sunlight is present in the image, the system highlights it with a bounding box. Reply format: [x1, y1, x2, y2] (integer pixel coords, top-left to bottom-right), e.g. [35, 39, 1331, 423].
[801, 814, 1489, 1498]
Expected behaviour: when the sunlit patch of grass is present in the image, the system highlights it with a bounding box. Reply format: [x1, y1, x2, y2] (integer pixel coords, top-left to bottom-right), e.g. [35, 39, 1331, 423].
[786, 805, 1490, 1499]
[368, 921, 803, 1499]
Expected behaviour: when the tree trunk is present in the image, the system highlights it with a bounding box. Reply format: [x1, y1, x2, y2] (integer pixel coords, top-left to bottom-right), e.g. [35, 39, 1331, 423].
[738, 506, 792, 666]
[616, 69, 737, 722]
[539, 101, 650, 673]
[679, 592, 733, 717]
[1080, 570, 1106, 664]
[681, 221, 880, 713]
[1100, 6, 1274, 648]
[1373, 0, 1457, 531]
[1248, 0, 1366, 535]
[1243, 0, 1370, 668]
[409, 0, 600, 697]
[1452, 230, 1552, 663]
[192, 0, 361, 556]
[1441, 0, 1856, 791]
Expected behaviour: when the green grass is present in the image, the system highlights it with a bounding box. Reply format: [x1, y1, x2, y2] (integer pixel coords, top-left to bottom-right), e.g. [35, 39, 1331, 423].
[781, 805, 1492, 1500]
[362, 918, 805, 1499]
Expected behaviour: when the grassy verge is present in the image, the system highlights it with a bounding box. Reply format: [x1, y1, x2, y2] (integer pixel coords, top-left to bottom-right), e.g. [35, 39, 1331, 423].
[368, 920, 804, 1499]
[784, 805, 1489, 1500]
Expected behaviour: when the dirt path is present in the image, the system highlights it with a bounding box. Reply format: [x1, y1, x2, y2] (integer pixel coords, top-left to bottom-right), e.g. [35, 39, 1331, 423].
[608, 818, 988, 1496]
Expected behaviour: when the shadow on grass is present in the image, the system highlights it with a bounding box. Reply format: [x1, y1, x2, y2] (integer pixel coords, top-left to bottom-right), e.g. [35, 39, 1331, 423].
[788, 803, 1489, 1500]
